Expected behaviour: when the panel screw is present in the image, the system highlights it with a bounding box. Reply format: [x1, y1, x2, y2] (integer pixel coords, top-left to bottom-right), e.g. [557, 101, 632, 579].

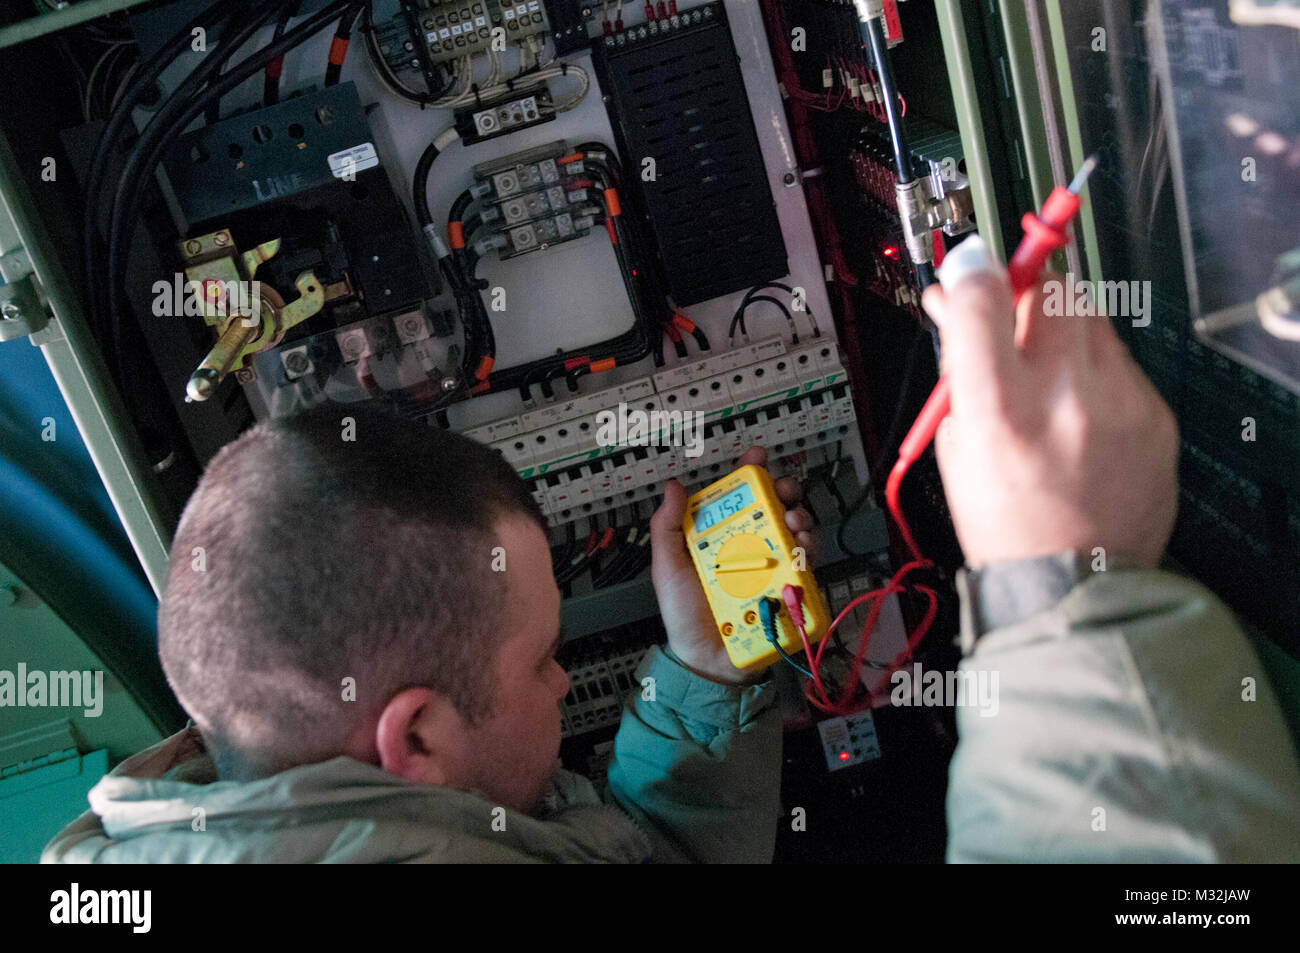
[783, 172, 797, 186]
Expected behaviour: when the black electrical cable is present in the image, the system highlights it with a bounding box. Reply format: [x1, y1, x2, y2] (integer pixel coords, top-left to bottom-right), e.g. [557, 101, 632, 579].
[730, 294, 795, 339]
[861, 12, 937, 296]
[203, 30, 245, 125]
[593, 525, 647, 587]
[761, 605, 815, 679]
[82, 0, 247, 365]
[264, 1, 299, 106]
[556, 529, 605, 587]
[733, 280, 818, 338]
[412, 139, 443, 227]
[446, 189, 495, 383]
[325, 2, 365, 86]
[550, 524, 580, 585]
[861, 15, 913, 188]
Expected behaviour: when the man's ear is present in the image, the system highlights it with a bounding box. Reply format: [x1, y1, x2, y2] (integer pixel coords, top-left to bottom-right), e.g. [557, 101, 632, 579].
[375, 687, 466, 786]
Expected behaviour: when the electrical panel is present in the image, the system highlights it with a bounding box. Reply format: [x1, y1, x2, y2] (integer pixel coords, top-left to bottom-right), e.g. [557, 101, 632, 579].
[5, 0, 1292, 866]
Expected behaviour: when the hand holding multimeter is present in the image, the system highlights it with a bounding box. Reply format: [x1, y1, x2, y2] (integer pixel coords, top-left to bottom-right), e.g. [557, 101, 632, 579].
[649, 447, 818, 682]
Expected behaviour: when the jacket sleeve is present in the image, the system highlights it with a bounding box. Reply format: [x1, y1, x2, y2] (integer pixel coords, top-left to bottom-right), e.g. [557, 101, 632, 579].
[605, 645, 782, 863]
[946, 569, 1300, 862]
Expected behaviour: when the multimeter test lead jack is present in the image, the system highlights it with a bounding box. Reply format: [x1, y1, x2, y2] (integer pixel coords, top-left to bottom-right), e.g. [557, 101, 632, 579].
[885, 155, 1100, 562]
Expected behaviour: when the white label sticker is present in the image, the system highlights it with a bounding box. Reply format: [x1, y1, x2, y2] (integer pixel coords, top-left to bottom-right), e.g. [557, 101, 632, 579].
[328, 143, 379, 179]
[439, 27, 451, 38]
[451, 23, 462, 35]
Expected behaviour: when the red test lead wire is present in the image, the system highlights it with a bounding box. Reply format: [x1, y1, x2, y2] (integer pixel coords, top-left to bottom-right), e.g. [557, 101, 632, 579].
[884, 155, 1099, 562]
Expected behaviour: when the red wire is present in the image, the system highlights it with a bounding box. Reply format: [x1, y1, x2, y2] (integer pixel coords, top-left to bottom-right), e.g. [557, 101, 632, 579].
[884, 456, 924, 563]
[795, 622, 828, 701]
[803, 558, 934, 716]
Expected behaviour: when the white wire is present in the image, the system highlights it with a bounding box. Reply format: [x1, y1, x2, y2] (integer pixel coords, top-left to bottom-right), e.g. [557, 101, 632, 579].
[366, 35, 589, 114]
[83, 41, 130, 120]
[431, 49, 588, 111]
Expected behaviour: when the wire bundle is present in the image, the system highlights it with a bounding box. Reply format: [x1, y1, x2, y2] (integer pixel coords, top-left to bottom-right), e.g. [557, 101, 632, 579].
[426, 143, 658, 403]
[728, 281, 821, 342]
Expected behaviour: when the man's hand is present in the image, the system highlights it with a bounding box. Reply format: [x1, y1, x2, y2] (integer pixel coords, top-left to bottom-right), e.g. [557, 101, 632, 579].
[921, 269, 1179, 569]
[649, 447, 817, 685]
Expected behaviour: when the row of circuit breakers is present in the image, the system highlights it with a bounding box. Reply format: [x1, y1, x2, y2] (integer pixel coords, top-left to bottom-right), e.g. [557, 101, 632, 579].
[463, 337, 855, 523]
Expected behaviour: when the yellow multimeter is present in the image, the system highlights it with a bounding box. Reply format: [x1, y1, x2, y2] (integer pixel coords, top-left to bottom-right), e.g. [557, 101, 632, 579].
[684, 465, 831, 672]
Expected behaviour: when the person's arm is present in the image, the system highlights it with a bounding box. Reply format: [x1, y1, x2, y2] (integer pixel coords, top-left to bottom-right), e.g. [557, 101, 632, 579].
[922, 254, 1300, 862]
[603, 446, 814, 863]
[947, 567, 1300, 862]
[605, 644, 781, 863]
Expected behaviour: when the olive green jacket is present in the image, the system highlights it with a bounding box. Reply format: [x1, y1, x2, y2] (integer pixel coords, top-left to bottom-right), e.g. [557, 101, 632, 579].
[43, 570, 1300, 863]
[42, 645, 781, 863]
[946, 570, 1300, 861]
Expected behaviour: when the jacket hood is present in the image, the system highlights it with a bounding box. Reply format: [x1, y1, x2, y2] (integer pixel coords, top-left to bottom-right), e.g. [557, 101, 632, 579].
[43, 727, 654, 864]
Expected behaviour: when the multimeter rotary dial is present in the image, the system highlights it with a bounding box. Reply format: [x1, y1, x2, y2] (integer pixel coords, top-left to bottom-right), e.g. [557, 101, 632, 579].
[713, 532, 778, 599]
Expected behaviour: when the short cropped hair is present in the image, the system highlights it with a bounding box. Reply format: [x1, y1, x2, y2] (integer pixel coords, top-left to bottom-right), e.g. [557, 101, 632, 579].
[158, 404, 544, 780]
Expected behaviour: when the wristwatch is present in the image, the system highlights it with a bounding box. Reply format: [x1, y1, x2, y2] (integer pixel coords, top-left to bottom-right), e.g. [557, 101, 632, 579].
[956, 549, 1134, 655]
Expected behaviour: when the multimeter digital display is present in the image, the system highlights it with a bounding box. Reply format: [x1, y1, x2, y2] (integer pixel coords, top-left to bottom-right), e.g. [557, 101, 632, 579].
[693, 484, 755, 533]
[684, 465, 832, 672]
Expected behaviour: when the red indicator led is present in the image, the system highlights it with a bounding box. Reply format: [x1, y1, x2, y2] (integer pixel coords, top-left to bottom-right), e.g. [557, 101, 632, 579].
[839, 751, 850, 761]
